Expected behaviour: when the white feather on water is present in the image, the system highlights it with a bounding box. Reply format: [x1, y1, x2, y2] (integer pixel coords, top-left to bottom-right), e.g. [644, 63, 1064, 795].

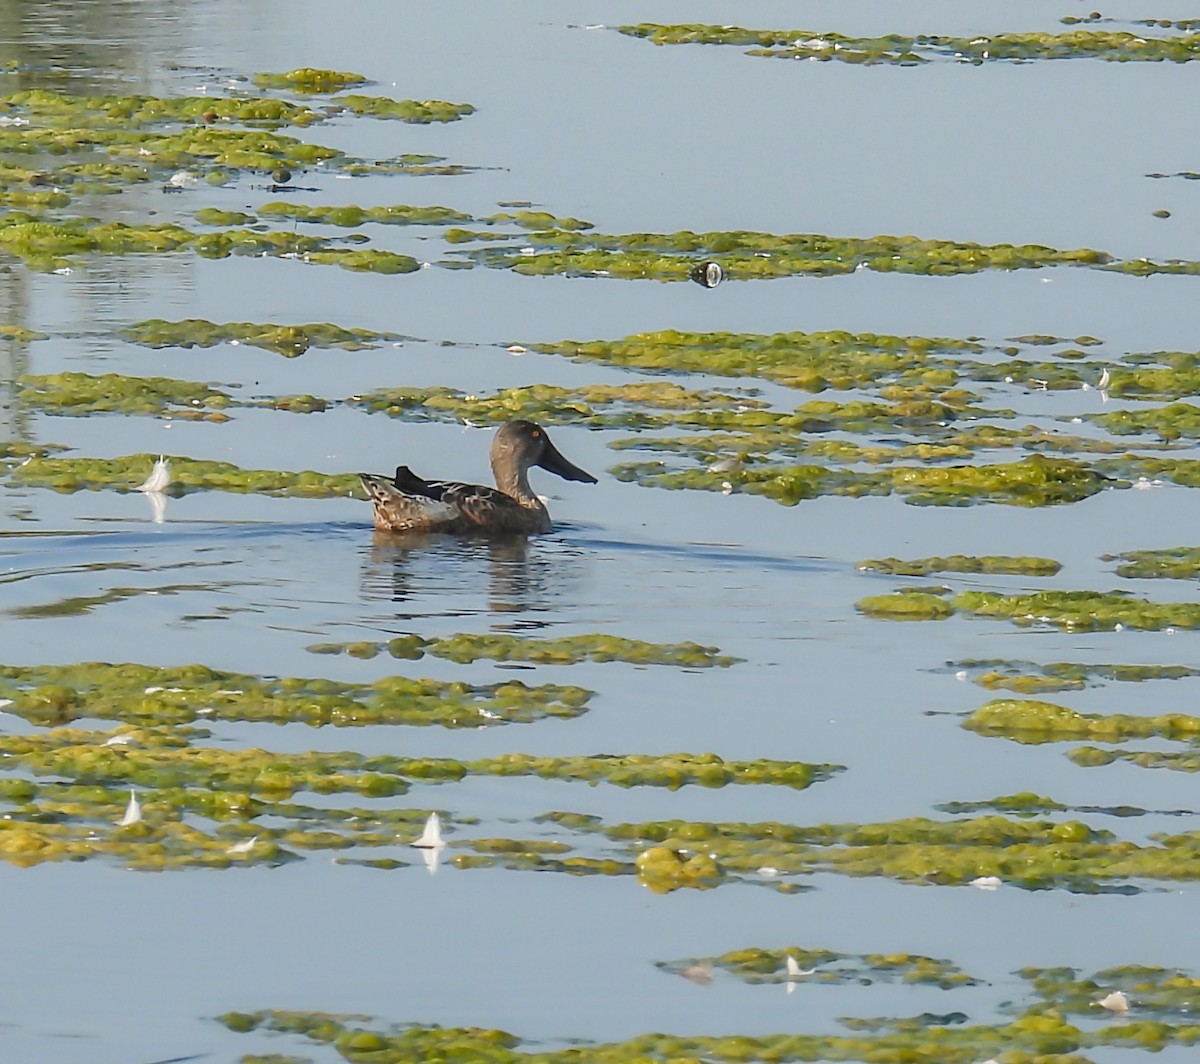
[117, 789, 142, 827]
[137, 455, 171, 493]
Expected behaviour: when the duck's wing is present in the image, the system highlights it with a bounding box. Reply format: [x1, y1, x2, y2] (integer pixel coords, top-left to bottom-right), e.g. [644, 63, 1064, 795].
[442, 482, 547, 533]
[360, 472, 462, 532]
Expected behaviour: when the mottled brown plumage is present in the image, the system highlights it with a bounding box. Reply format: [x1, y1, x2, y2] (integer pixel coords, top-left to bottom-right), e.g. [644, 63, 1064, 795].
[360, 420, 596, 534]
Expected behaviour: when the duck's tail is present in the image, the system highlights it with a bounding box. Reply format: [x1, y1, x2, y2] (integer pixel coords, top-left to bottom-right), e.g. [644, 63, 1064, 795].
[391, 465, 446, 500]
[358, 467, 441, 500]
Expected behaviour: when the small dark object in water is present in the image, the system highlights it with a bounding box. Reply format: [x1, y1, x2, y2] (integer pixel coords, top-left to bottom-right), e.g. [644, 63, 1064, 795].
[271, 167, 293, 186]
[690, 261, 724, 288]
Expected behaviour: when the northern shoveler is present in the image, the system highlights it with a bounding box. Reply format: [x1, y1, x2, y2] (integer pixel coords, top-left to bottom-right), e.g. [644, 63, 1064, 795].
[360, 420, 597, 534]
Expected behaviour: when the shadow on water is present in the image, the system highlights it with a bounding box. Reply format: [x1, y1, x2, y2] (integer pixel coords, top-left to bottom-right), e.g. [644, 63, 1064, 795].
[361, 530, 583, 620]
[0, 518, 832, 641]
[358, 520, 834, 626]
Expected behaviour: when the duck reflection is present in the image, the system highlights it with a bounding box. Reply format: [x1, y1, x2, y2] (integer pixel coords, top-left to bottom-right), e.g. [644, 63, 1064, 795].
[363, 531, 582, 617]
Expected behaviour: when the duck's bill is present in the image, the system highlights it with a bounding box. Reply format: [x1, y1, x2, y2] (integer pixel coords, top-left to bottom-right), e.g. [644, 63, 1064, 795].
[538, 441, 598, 484]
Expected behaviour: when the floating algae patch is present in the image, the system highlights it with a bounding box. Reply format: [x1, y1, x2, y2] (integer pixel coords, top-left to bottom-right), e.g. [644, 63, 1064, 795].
[452, 220, 1200, 280]
[611, 421, 1141, 470]
[7, 453, 362, 497]
[857, 590, 955, 621]
[17, 371, 233, 418]
[634, 846, 724, 891]
[531, 327, 1144, 396]
[122, 318, 408, 358]
[532, 327, 985, 391]
[450, 223, 1125, 281]
[965, 699, 1200, 745]
[0, 213, 421, 273]
[467, 753, 841, 791]
[952, 659, 1200, 693]
[0, 87, 476, 265]
[7, 371, 331, 417]
[862, 589, 1200, 631]
[306, 632, 740, 668]
[0, 441, 68, 467]
[618, 455, 1112, 508]
[0, 114, 344, 176]
[1098, 352, 1200, 401]
[1020, 963, 1200, 1019]
[483, 209, 593, 231]
[258, 201, 473, 227]
[3, 161, 160, 199]
[618, 392, 1003, 436]
[252, 67, 368, 93]
[937, 792, 1195, 819]
[343, 153, 476, 177]
[463, 837, 571, 858]
[0, 323, 47, 343]
[958, 355, 1108, 391]
[553, 809, 1200, 892]
[295, 247, 421, 274]
[192, 208, 256, 227]
[660, 946, 978, 988]
[336, 95, 476, 123]
[450, 840, 632, 880]
[610, 459, 839, 505]
[107, 125, 340, 171]
[0, 84, 472, 132]
[0, 735, 839, 867]
[1068, 13, 1200, 28]
[0, 216, 192, 271]
[938, 792, 1074, 817]
[1088, 401, 1200, 440]
[0, 660, 591, 729]
[954, 589, 1200, 631]
[1072, 746, 1200, 772]
[618, 22, 1200, 65]
[351, 381, 766, 428]
[622, 419, 1134, 466]
[859, 555, 1062, 577]
[1097, 454, 1200, 489]
[1105, 545, 1200, 580]
[0, 773, 455, 870]
[253, 69, 475, 120]
[214, 986, 1200, 1063]
[0, 187, 72, 211]
[884, 456, 1113, 507]
[0, 88, 328, 137]
[0, 789, 300, 871]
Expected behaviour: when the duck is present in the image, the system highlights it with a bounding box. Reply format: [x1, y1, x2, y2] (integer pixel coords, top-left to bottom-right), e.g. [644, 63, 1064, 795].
[360, 420, 597, 534]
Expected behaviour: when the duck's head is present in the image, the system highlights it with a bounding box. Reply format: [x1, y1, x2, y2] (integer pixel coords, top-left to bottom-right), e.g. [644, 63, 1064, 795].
[493, 420, 597, 484]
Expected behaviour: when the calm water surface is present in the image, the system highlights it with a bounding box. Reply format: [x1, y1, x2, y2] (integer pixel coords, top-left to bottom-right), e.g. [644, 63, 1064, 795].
[1, 1, 1200, 1060]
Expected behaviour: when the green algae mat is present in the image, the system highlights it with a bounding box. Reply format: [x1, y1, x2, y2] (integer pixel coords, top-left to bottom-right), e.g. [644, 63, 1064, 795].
[221, 962, 1200, 1060]
[0, 651, 843, 870]
[2, 20, 1200, 1064]
[15, 316, 1200, 518]
[618, 21, 1200, 65]
[0, 74, 1196, 282]
[11, 323, 1200, 514]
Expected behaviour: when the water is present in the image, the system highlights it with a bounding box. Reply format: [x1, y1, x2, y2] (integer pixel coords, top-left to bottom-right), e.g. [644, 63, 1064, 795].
[2, 1, 1200, 1060]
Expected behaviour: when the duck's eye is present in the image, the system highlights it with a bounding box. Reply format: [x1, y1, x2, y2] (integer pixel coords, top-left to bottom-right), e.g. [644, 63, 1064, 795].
[531, 429, 541, 438]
